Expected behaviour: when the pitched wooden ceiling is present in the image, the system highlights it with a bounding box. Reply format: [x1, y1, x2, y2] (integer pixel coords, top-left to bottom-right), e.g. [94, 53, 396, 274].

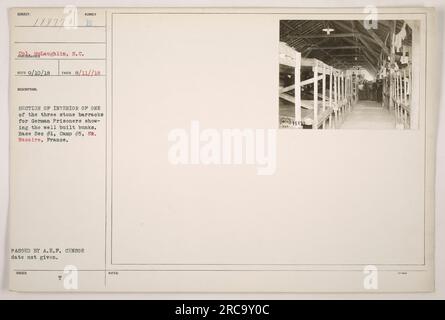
[280, 20, 412, 75]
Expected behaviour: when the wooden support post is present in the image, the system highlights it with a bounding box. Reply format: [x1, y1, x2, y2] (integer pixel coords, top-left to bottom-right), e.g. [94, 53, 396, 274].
[343, 73, 346, 101]
[398, 73, 402, 123]
[388, 77, 391, 108]
[399, 71, 403, 104]
[337, 73, 340, 122]
[340, 73, 343, 122]
[329, 67, 333, 129]
[349, 76, 352, 110]
[313, 61, 319, 130]
[346, 74, 349, 111]
[390, 75, 392, 110]
[348, 75, 351, 111]
[294, 51, 302, 128]
[348, 76, 350, 104]
[339, 73, 342, 122]
[403, 110, 408, 129]
[394, 74, 398, 119]
[322, 65, 326, 112]
[389, 20, 397, 108]
[399, 73, 402, 124]
[403, 70, 407, 106]
[337, 73, 340, 102]
[394, 75, 397, 115]
[396, 73, 400, 121]
[403, 69, 409, 128]
[329, 67, 333, 109]
[333, 73, 338, 127]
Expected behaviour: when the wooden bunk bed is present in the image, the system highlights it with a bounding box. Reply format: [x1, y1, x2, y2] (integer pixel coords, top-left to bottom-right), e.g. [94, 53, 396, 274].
[391, 66, 411, 129]
[279, 42, 353, 129]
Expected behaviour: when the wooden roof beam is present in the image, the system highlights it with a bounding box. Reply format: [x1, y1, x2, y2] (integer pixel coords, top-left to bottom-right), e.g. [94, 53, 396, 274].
[366, 30, 390, 57]
[330, 53, 366, 57]
[351, 20, 391, 57]
[284, 32, 360, 39]
[309, 45, 362, 50]
[331, 21, 381, 62]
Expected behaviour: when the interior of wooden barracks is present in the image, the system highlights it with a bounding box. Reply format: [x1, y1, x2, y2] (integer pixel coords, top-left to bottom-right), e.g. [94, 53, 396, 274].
[279, 20, 419, 129]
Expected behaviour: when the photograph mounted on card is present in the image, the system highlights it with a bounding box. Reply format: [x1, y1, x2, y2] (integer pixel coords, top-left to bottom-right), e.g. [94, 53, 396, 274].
[8, 7, 437, 292]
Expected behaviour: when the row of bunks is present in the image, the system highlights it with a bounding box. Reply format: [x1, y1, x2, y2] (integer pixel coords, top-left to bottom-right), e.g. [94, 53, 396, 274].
[390, 66, 411, 129]
[279, 41, 354, 129]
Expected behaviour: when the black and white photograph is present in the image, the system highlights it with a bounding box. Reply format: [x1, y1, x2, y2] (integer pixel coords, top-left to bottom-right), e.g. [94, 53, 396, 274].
[1, 3, 442, 300]
[279, 19, 420, 129]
